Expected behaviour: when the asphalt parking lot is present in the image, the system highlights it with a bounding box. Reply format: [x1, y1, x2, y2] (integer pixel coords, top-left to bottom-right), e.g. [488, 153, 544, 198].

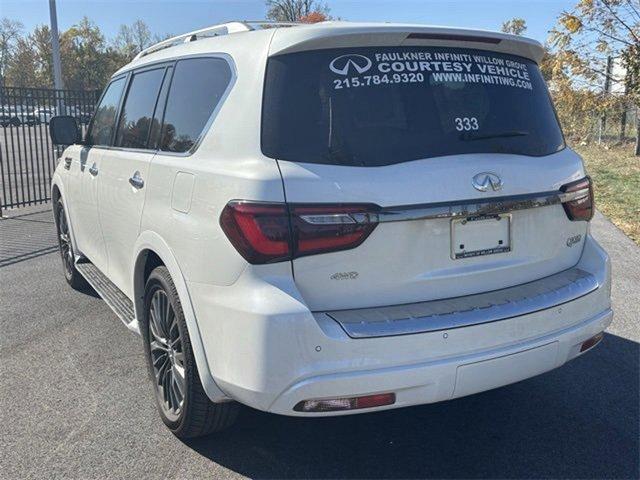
[1, 207, 638, 479]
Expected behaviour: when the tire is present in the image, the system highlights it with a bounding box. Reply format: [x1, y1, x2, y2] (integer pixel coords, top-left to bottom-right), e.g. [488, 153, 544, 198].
[142, 266, 239, 438]
[55, 198, 90, 290]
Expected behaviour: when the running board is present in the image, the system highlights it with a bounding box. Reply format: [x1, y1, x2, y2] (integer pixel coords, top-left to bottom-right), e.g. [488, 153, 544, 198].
[75, 262, 140, 334]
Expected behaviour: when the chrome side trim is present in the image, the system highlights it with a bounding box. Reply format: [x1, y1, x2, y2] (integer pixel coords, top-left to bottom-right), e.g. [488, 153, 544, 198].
[300, 190, 582, 225]
[325, 267, 599, 338]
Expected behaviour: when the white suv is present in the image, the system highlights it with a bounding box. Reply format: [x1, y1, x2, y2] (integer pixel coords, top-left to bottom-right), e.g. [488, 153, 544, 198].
[49, 21, 613, 438]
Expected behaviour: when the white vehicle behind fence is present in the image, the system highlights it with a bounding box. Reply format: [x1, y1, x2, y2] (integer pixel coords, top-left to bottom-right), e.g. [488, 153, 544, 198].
[35, 107, 56, 124]
[49, 21, 612, 438]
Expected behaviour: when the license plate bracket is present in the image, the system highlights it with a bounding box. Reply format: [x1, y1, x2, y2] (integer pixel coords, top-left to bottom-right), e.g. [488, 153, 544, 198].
[451, 214, 511, 259]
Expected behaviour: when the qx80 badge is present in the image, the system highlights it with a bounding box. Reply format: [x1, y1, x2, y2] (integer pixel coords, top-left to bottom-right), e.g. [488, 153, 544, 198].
[329, 54, 373, 75]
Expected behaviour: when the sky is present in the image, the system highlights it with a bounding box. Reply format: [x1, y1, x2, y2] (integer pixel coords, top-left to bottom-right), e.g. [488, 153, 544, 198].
[3, 0, 578, 44]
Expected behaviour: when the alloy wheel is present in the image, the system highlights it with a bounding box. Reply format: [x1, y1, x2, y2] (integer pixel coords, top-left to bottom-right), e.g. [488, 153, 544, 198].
[148, 289, 186, 422]
[57, 206, 74, 276]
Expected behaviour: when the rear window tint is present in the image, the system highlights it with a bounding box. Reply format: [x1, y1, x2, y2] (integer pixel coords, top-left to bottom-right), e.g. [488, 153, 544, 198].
[160, 57, 232, 153]
[262, 47, 564, 166]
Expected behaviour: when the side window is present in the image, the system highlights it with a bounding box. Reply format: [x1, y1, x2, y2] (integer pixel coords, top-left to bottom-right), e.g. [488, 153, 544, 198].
[160, 58, 232, 153]
[115, 67, 166, 149]
[148, 66, 173, 150]
[86, 77, 126, 146]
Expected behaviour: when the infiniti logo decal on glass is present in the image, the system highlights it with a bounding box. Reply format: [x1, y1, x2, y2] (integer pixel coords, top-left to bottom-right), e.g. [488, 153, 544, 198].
[472, 172, 503, 192]
[329, 54, 373, 76]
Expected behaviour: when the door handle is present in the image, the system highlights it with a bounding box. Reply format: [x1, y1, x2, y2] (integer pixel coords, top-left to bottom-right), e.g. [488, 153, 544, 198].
[129, 171, 144, 189]
[63, 157, 72, 170]
[89, 163, 99, 176]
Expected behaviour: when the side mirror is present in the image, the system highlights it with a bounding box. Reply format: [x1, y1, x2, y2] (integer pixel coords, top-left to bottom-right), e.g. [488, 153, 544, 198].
[49, 115, 82, 145]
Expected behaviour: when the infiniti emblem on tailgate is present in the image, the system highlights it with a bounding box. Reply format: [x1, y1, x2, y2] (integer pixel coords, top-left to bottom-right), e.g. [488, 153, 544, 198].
[472, 172, 503, 192]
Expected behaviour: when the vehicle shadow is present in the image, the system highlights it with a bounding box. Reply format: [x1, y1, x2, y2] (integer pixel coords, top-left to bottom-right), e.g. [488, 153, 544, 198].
[185, 333, 638, 479]
[0, 207, 58, 267]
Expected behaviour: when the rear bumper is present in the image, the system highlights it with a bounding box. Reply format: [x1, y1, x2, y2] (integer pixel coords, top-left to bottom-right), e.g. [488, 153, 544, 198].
[268, 308, 612, 415]
[189, 234, 612, 415]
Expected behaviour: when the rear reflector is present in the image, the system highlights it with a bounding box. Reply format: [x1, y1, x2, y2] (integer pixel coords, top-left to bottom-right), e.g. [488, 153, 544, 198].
[580, 332, 604, 352]
[560, 176, 594, 221]
[220, 201, 379, 264]
[294, 393, 396, 412]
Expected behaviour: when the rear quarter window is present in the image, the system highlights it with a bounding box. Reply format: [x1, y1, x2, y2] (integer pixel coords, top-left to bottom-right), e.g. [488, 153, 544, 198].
[160, 57, 232, 153]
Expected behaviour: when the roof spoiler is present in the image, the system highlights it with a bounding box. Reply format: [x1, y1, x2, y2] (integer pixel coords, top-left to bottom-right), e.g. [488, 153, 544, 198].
[268, 24, 545, 63]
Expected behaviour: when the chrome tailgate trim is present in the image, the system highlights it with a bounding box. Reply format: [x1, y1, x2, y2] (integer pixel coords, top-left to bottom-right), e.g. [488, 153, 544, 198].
[300, 189, 588, 225]
[325, 267, 599, 338]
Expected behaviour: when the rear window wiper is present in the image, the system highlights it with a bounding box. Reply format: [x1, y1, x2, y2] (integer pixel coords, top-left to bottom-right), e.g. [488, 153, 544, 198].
[461, 130, 530, 141]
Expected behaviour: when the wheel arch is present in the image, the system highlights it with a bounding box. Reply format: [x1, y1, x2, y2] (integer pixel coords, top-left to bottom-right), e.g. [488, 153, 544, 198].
[51, 169, 66, 204]
[51, 178, 80, 259]
[51, 177, 66, 218]
[52, 183, 61, 204]
[132, 231, 229, 403]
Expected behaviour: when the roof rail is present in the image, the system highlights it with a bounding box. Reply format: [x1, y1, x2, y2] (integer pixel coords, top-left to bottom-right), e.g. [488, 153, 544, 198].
[133, 20, 302, 61]
[243, 20, 303, 27]
[134, 21, 253, 60]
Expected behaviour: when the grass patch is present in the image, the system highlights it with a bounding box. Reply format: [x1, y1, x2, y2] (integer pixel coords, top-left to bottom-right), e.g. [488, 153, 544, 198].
[573, 143, 640, 245]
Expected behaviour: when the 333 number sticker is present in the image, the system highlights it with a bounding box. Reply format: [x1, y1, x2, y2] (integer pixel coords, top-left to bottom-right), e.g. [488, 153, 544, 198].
[454, 117, 479, 131]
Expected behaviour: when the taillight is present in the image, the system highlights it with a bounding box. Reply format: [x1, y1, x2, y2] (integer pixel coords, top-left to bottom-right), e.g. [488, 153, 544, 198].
[560, 176, 594, 221]
[220, 201, 379, 264]
[290, 204, 379, 258]
[219, 202, 291, 264]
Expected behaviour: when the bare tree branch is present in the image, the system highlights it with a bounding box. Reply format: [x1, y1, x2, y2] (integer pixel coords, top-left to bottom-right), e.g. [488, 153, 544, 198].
[601, 0, 640, 43]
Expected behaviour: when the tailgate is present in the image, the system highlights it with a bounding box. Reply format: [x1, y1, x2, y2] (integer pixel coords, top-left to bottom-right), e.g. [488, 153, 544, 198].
[278, 150, 588, 311]
[262, 44, 588, 311]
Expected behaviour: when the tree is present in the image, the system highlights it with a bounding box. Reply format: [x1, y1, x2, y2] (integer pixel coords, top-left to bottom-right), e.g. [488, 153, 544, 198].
[4, 20, 119, 90]
[266, 0, 330, 22]
[501, 18, 527, 36]
[2, 17, 162, 90]
[299, 11, 328, 23]
[550, 0, 640, 155]
[114, 19, 153, 62]
[32, 25, 54, 87]
[4, 37, 38, 87]
[0, 18, 23, 86]
[60, 17, 119, 90]
[4, 25, 54, 88]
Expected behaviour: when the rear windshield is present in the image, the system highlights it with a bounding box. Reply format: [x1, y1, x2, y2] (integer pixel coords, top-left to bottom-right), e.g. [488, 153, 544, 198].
[262, 46, 564, 166]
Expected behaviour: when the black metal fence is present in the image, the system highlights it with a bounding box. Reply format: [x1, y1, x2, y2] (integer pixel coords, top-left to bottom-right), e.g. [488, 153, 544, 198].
[0, 86, 100, 215]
